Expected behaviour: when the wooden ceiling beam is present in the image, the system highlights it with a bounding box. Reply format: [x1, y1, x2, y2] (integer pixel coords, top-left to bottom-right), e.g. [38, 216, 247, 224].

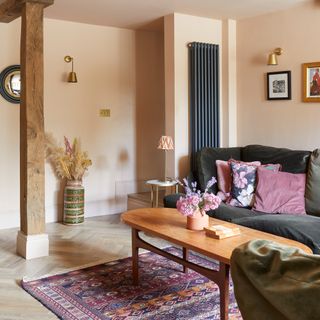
[0, 0, 53, 22]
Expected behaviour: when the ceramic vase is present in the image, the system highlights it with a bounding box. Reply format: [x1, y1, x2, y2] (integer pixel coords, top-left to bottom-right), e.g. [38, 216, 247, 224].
[63, 180, 85, 225]
[186, 209, 209, 231]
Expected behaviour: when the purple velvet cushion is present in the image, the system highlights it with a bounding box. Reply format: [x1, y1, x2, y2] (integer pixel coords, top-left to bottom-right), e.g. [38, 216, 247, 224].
[253, 167, 306, 215]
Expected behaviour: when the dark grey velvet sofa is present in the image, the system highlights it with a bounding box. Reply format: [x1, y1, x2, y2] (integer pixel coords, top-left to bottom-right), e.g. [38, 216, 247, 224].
[164, 145, 320, 254]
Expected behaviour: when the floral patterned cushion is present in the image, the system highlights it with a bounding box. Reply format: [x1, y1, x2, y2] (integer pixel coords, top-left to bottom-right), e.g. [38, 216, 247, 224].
[216, 160, 261, 201]
[228, 162, 281, 208]
[228, 162, 259, 208]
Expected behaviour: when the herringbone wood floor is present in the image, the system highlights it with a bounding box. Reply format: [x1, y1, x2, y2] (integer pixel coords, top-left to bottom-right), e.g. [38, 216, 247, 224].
[0, 213, 166, 320]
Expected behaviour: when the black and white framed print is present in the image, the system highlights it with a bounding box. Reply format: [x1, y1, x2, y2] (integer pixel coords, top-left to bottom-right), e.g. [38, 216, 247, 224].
[267, 71, 291, 100]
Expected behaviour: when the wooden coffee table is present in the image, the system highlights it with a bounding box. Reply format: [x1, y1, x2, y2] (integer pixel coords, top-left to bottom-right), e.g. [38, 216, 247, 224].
[121, 208, 312, 320]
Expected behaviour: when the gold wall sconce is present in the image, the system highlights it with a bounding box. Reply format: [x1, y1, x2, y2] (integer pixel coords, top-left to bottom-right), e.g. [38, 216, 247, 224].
[64, 55, 78, 83]
[267, 48, 284, 65]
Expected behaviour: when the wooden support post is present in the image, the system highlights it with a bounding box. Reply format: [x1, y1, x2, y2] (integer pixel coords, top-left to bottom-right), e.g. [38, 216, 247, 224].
[0, 0, 54, 259]
[17, 1, 47, 258]
[17, 1, 48, 259]
[20, 1, 46, 236]
[0, 0, 53, 23]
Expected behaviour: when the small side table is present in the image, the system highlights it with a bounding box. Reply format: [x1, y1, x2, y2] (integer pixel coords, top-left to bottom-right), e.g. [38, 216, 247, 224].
[146, 179, 179, 208]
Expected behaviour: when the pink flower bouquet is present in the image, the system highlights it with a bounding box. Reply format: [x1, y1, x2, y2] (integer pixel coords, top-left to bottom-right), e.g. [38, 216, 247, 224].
[176, 177, 221, 217]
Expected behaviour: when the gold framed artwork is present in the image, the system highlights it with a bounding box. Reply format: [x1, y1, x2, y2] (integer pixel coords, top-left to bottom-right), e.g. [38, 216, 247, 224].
[302, 62, 320, 102]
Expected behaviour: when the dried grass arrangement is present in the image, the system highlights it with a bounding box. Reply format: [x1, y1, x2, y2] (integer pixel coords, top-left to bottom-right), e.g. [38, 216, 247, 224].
[46, 135, 92, 181]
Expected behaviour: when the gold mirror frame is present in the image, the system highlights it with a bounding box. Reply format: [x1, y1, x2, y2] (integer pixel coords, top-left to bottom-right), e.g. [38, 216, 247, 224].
[0, 65, 21, 104]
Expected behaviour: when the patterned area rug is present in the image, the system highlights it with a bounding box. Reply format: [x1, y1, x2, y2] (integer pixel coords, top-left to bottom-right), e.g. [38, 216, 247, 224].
[22, 247, 242, 320]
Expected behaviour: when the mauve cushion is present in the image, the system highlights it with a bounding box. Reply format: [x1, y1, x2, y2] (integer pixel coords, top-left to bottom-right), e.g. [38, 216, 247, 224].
[253, 167, 306, 215]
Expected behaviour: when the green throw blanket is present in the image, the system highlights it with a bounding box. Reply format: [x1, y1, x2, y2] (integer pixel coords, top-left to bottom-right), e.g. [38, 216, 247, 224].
[230, 240, 320, 320]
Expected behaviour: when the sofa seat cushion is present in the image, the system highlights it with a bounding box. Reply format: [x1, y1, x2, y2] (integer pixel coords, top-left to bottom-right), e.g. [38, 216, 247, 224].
[163, 195, 262, 221]
[233, 214, 320, 254]
[241, 145, 310, 173]
[207, 202, 265, 222]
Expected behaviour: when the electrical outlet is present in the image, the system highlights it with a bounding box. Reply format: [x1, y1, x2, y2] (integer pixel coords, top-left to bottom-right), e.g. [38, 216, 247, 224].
[99, 109, 110, 117]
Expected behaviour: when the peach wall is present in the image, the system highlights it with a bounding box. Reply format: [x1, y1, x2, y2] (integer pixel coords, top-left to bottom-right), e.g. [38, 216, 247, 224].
[0, 18, 164, 229]
[0, 19, 20, 229]
[135, 30, 165, 182]
[165, 13, 222, 179]
[222, 19, 237, 147]
[237, 2, 320, 150]
[44, 19, 137, 224]
[164, 14, 175, 179]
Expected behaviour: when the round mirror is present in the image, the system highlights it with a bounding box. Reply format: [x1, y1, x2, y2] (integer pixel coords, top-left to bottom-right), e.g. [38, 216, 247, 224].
[0, 65, 21, 104]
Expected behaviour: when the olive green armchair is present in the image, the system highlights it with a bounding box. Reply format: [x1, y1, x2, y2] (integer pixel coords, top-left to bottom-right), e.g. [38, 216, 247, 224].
[230, 239, 320, 320]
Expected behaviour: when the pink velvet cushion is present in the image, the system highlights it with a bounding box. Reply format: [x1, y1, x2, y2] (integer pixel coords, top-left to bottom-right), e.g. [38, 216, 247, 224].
[216, 159, 261, 196]
[253, 167, 306, 215]
[216, 160, 233, 194]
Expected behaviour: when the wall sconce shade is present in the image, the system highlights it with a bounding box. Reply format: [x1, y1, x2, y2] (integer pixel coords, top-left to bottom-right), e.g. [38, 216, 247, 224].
[267, 48, 283, 65]
[64, 55, 78, 83]
[157, 135, 174, 150]
[267, 53, 278, 65]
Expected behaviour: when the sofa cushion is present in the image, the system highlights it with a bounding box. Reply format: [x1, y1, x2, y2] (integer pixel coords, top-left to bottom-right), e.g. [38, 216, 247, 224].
[229, 161, 259, 207]
[207, 202, 265, 222]
[305, 148, 320, 217]
[233, 214, 320, 254]
[216, 160, 233, 194]
[253, 167, 306, 215]
[196, 147, 241, 193]
[216, 160, 261, 200]
[241, 145, 310, 173]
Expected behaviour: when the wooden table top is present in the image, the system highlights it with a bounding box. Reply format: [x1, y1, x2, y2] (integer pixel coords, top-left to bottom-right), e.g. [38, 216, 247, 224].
[122, 208, 312, 265]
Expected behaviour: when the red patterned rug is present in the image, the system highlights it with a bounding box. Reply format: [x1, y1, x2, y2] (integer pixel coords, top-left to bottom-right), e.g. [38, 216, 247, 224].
[22, 247, 242, 319]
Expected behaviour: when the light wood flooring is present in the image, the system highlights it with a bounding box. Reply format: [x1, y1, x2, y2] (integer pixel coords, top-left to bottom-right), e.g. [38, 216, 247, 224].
[127, 191, 165, 210]
[0, 214, 167, 320]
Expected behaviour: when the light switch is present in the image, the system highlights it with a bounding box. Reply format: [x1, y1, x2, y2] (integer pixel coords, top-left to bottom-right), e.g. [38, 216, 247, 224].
[99, 109, 110, 117]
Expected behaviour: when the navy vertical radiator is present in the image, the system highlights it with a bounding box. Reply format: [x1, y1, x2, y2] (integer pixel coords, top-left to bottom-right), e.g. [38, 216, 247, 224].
[189, 42, 220, 171]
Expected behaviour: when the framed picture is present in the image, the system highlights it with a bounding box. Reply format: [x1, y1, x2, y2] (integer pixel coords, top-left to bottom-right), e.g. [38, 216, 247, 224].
[302, 62, 320, 102]
[267, 71, 291, 100]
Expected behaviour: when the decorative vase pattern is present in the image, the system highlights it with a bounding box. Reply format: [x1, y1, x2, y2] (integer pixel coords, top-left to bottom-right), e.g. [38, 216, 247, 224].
[63, 180, 84, 225]
[187, 209, 209, 231]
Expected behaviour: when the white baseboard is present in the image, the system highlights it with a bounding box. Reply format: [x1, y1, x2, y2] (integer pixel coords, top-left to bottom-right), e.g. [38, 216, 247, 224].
[0, 199, 126, 230]
[0, 209, 20, 230]
[16, 231, 49, 260]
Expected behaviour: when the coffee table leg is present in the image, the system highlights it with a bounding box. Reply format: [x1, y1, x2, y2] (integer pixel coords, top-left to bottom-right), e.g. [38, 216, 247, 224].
[219, 262, 230, 320]
[150, 186, 154, 207]
[132, 228, 139, 285]
[155, 185, 159, 207]
[183, 247, 189, 273]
